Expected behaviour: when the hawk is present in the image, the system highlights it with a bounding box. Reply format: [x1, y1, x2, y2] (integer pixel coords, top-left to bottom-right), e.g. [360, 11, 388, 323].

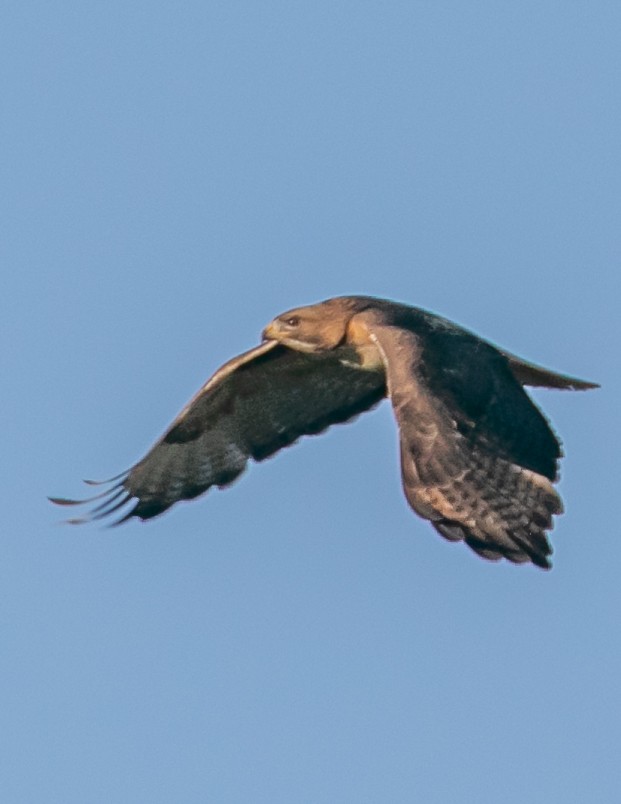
[51, 296, 598, 568]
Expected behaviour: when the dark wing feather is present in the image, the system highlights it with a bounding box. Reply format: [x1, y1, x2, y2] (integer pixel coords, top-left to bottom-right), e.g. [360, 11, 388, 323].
[53, 340, 385, 523]
[363, 314, 563, 568]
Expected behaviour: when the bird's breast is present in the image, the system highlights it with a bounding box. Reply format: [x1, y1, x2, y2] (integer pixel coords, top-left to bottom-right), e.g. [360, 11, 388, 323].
[342, 316, 385, 371]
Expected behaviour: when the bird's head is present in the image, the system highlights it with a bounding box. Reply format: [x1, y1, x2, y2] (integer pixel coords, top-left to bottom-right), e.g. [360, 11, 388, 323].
[262, 298, 360, 353]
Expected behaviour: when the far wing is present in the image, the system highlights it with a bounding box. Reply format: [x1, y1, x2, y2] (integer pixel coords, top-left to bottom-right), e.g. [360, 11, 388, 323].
[361, 315, 564, 568]
[51, 341, 385, 523]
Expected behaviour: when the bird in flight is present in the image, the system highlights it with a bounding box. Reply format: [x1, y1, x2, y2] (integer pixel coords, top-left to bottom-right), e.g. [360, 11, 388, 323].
[51, 296, 598, 569]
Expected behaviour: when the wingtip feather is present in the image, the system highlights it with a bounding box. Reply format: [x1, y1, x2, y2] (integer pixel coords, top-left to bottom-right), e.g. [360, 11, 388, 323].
[48, 496, 84, 507]
[49, 477, 132, 525]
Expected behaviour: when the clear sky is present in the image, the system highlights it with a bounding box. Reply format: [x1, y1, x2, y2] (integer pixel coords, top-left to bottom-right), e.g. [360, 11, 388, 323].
[3, 3, 619, 802]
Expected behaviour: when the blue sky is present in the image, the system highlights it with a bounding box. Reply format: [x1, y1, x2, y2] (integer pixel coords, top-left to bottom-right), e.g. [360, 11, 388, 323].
[3, 3, 619, 802]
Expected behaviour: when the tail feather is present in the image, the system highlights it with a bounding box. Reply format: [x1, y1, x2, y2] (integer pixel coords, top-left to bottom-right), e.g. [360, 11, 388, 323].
[503, 353, 599, 390]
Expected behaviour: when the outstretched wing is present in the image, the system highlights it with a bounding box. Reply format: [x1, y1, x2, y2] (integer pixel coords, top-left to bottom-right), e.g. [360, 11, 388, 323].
[363, 315, 564, 568]
[51, 341, 385, 523]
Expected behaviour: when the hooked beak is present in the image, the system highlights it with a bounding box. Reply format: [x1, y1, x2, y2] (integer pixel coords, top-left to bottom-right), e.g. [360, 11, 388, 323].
[261, 321, 279, 341]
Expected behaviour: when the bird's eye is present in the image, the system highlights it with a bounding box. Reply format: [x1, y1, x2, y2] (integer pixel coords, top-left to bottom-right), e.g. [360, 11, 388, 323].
[283, 316, 300, 328]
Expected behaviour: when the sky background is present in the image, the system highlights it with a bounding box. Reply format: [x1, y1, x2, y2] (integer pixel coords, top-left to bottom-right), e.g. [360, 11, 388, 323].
[2, 2, 619, 802]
